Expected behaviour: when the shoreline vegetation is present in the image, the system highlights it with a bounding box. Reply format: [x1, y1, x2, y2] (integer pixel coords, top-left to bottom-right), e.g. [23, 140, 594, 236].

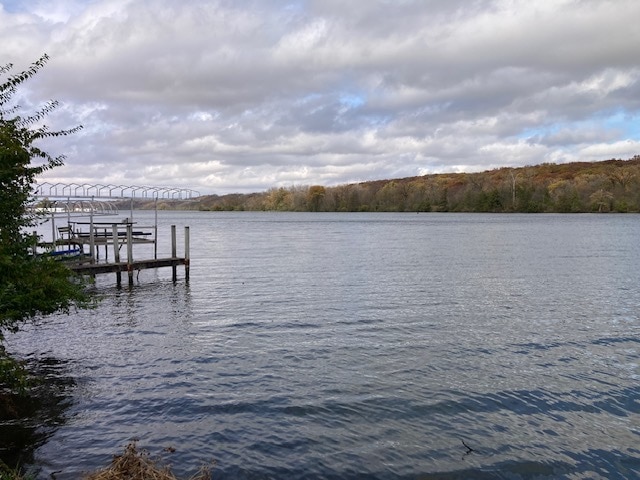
[0, 441, 213, 480]
[118, 156, 640, 213]
[1, 54, 93, 480]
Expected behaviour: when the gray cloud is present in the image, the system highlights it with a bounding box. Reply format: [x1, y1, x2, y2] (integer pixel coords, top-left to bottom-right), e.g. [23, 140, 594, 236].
[2, 0, 640, 194]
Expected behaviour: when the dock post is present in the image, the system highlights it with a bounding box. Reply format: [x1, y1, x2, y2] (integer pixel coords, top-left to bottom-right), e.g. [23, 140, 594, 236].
[154, 198, 158, 260]
[89, 208, 95, 264]
[171, 225, 177, 282]
[50, 211, 56, 252]
[184, 226, 190, 282]
[127, 223, 134, 285]
[103, 228, 108, 261]
[112, 223, 121, 286]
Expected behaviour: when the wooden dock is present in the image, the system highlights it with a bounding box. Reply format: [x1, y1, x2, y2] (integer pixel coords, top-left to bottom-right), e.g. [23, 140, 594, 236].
[58, 223, 190, 286]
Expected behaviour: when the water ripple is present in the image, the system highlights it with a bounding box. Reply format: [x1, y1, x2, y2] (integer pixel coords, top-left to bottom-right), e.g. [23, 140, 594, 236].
[5, 212, 640, 479]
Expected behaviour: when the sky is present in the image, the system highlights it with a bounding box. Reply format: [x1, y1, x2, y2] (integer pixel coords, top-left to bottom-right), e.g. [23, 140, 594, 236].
[2, 0, 640, 195]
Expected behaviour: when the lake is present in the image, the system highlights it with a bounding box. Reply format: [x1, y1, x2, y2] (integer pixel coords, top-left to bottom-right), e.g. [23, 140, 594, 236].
[4, 211, 640, 479]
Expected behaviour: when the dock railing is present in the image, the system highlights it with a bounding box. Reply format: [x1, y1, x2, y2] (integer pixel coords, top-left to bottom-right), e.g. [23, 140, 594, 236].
[68, 221, 156, 263]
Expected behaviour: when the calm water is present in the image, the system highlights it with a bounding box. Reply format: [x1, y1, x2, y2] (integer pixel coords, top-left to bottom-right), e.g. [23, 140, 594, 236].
[5, 212, 640, 479]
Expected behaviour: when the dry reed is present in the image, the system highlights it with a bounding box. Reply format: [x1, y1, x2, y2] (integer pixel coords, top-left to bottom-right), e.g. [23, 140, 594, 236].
[83, 442, 212, 480]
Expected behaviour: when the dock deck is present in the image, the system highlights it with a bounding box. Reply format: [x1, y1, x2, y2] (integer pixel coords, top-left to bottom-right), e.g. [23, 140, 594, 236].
[70, 257, 188, 275]
[69, 256, 189, 284]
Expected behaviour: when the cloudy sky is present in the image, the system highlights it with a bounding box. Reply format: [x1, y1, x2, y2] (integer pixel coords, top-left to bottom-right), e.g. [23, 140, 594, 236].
[2, 0, 640, 195]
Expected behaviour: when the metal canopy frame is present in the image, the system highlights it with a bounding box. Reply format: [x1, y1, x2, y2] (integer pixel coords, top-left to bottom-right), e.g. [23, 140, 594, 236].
[29, 183, 197, 258]
[34, 182, 200, 200]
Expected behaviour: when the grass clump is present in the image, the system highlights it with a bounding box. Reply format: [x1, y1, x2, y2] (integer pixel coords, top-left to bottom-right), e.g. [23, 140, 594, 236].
[84, 442, 213, 480]
[0, 460, 34, 480]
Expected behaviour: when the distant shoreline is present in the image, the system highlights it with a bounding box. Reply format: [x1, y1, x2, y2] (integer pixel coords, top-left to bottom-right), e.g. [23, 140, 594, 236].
[115, 156, 640, 214]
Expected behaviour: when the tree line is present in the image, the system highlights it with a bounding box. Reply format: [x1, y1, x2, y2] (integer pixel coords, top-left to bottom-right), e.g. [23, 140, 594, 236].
[148, 156, 640, 213]
[1, 55, 90, 477]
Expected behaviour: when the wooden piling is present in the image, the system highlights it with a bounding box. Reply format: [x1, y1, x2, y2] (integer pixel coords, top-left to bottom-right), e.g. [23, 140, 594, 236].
[171, 225, 177, 282]
[112, 224, 121, 285]
[89, 218, 95, 264]
[127, 223, 134, 285]
[184, 226, 190, 282]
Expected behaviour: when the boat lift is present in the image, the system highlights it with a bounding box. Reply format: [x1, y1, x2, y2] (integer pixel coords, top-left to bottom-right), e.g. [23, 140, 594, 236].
[29, 183, 194, 285]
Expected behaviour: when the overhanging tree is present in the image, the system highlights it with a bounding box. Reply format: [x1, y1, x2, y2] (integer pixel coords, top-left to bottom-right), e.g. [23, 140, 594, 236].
[0, 54, 89, 340]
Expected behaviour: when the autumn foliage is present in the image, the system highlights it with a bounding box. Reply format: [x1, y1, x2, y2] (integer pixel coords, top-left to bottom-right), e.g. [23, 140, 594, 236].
[153, 156, 640, 213]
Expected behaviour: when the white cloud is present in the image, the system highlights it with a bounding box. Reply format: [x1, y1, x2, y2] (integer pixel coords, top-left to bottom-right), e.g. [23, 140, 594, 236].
[1, 0, 640, 194]
[578, 140, 640, 160]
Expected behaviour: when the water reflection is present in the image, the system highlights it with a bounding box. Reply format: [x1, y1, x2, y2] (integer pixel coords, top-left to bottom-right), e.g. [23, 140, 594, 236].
[107, 279, 194, 327]
[2, 278, 195, 477]
[0, 356, 75, 475]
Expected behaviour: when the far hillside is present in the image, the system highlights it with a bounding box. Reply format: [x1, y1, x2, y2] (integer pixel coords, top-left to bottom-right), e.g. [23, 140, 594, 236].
[124, 156, 640, 213]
